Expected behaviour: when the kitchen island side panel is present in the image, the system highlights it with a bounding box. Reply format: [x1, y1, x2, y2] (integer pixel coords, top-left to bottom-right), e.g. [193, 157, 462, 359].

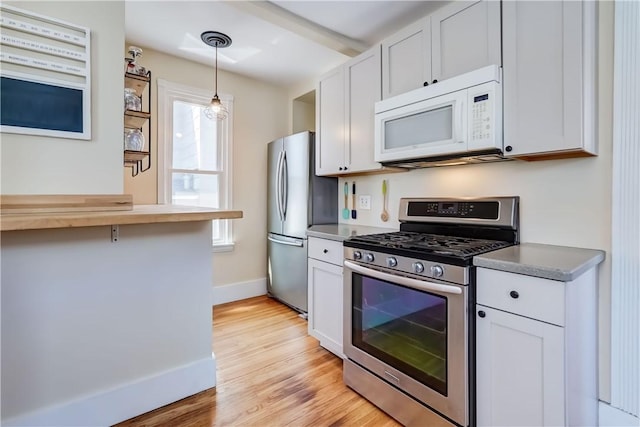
[1, 221, 215, 425]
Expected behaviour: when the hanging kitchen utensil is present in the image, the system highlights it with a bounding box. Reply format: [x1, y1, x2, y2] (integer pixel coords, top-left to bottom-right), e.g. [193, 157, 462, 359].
[343, 182, 349, 219]
[381, 180, 389, 222]
[351, 182, 357, 219]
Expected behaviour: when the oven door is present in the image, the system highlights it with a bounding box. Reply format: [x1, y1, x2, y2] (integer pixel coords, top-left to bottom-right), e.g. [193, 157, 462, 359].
[343, 260, 469, 426]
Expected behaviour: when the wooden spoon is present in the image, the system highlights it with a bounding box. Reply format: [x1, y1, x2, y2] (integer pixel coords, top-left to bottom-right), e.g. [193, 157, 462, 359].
[381, 180, 389, 222]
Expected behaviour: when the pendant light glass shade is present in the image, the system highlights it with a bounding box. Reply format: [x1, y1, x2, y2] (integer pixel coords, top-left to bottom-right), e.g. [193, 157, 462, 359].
[204, 95, 228, 120]
[201, 31, 232, 121]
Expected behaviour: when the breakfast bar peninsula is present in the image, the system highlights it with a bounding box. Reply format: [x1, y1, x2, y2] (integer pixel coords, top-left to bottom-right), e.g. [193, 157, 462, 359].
[1, 197, 242, 426]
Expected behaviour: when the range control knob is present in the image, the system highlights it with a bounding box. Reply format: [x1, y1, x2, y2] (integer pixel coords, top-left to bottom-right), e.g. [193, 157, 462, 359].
[431, 265, 444, 278]
[365, 253, 375, 262]
[412, 262, 425, 273]
[353, 251, 362, 260]
[386, 257, 398, 268]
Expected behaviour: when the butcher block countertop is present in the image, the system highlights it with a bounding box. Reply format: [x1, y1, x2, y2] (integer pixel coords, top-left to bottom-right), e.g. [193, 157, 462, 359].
[1, 204, 243, 231]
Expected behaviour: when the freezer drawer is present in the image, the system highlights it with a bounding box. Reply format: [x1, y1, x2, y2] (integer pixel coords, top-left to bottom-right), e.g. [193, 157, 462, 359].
[267, 233, 308, 313]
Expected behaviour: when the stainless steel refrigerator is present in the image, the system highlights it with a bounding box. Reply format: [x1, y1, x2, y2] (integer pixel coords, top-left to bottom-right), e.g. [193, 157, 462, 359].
[267, 131, 337, 313]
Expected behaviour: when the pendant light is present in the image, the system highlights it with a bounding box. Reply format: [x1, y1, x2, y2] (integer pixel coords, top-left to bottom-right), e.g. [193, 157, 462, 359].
[201, 31, 232, 121]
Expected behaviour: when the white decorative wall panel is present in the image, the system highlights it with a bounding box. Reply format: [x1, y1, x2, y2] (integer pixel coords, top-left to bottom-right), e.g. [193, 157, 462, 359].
[611, 0, 640, 418]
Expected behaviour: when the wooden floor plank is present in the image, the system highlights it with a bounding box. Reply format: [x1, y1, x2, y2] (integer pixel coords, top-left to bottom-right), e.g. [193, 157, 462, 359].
[115, 295, 398, 427]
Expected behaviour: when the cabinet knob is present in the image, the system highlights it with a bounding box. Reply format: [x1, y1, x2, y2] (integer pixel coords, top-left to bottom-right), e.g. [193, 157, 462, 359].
[344, 166, 348, 170]
[432, 79, 438, 84]
[423, 81, 429, 86]
[505, 145, 513, 152]
[323, 249, 328, 254]
[510, 290, 520, 299]
[478, 310, 486, 318]
[339, 167, 343, 171]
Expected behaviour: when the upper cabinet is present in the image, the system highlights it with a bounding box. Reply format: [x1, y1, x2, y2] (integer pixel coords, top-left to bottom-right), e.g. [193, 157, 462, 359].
[431, 0, 501, 82]
[381, 0, 501, 99]
[316, 46, 385, 176]
[381, 17, 431, 99]
[502, 0, 597, 159]
[316, 66, 345, 175]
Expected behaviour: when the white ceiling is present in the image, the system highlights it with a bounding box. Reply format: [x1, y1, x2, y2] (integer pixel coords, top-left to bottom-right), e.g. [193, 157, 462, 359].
[124, 1, 447, 87]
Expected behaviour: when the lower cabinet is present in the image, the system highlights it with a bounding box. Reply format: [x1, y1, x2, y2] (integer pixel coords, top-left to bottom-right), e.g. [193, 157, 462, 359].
[476, 306, 565, 426]
[307, 237, 344, 358]
[475, 267, 598, 427]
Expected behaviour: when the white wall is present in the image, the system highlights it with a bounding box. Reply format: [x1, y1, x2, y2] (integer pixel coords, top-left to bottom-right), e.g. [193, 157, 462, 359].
[122, 46, 290, 288]
[1, 1, 124, 195]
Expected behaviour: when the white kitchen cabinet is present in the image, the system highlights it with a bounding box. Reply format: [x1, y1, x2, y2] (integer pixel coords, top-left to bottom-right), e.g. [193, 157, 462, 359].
[307, 237, 344, 357]
[475, 267, 598, 427]
[316, 67, 345, 175]
[502, 0, 597, 159]
[381, 0, 500, 99]
[476, 306, 565, 426]
[431, 0, 501, 82]
[316, 46, 383, 176]
[381, 17, 431, 99]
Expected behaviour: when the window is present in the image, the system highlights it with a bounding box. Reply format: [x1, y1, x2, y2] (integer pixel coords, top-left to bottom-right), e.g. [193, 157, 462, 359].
[157, 79, 233, 251]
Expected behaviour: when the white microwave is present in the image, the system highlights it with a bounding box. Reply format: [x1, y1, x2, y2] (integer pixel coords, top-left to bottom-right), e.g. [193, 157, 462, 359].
[374, 65, 505, 167]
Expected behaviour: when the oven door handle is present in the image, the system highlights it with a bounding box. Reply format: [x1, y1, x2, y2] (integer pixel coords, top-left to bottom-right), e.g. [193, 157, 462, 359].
[344, 260, 462, 295]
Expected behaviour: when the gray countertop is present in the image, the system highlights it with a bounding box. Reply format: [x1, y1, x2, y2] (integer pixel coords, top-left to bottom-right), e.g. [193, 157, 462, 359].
[307, 224, 397, 242]
[474, 242, 606, 281]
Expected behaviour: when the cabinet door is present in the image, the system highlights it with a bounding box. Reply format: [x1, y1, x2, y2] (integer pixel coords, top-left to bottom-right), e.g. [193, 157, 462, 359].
[316, 66, 345, 175]
[308, 258, 344, 358]
[502, 0, 596, 157]
[476, 305, 565, 427]
[381, 17, 431, 99]
[431, 0, 501, 82]
[345, 46, 382, 174]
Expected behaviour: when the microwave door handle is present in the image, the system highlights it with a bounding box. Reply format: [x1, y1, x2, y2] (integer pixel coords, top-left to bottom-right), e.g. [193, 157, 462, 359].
[344, 260, 462, 295]
[455, 100, 465, 143]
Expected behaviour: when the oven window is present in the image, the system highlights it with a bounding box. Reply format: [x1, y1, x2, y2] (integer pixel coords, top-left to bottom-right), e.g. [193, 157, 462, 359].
[352, 273, 447, 396]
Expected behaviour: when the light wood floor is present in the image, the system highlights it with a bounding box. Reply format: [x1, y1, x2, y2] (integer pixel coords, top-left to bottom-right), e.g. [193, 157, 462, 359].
[116, 295, 399, 426]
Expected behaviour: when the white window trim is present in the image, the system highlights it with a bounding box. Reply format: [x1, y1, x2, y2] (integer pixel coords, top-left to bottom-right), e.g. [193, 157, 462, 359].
[157, 79, 234, 251]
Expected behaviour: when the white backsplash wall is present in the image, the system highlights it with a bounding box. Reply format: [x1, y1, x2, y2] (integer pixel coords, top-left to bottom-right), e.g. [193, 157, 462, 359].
[339, 156, 610, 250]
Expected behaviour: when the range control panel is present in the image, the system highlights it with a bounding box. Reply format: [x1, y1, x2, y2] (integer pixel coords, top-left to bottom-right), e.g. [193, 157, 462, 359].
[407, 201, 499, 219]
[398, 197, 519, 229]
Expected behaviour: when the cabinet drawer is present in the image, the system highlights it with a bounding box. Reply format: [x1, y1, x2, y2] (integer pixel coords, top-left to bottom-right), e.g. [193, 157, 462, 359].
[476, 268, 565, 326]
[308, 237, 344, 266]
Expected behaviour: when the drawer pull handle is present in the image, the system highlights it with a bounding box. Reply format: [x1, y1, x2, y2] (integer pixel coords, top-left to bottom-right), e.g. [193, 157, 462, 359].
[510, 290, 519, 299]
[323, 249, 328, 254]
[478, 310, 486, 318]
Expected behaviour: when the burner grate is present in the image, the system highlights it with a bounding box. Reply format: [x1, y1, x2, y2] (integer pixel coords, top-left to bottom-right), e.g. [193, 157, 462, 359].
[348, 232, 512, 259]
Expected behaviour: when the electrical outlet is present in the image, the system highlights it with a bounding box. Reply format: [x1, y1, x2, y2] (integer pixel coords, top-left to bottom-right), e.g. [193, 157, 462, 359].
[358, 195, 371, 210]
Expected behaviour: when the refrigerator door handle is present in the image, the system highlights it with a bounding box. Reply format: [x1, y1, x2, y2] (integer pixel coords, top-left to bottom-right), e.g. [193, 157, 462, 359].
[268, 235, 304, 247]
[282, 150, 288, 220]
[275, 151, 284, 221]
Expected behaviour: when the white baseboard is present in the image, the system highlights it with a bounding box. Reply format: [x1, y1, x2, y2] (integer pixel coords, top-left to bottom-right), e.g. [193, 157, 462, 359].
[212, 278, 267, 306]
[3, 356, 216, 427]
[599, 401, 640, 426]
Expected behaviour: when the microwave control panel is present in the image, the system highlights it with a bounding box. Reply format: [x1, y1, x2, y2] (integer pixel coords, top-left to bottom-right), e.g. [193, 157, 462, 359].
[467, 80, 501, 150]
[471, 92, 493, 142]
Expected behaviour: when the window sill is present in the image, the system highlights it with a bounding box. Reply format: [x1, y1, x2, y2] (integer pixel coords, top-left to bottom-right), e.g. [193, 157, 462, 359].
[212, 242, 235, 253]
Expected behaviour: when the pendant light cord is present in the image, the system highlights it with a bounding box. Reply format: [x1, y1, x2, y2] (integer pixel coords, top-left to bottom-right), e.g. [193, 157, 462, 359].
[214, 42, 219, 98]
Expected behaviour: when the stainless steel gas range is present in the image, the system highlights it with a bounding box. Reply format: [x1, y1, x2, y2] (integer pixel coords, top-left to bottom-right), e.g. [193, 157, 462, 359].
[342, 197, 519, 427]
